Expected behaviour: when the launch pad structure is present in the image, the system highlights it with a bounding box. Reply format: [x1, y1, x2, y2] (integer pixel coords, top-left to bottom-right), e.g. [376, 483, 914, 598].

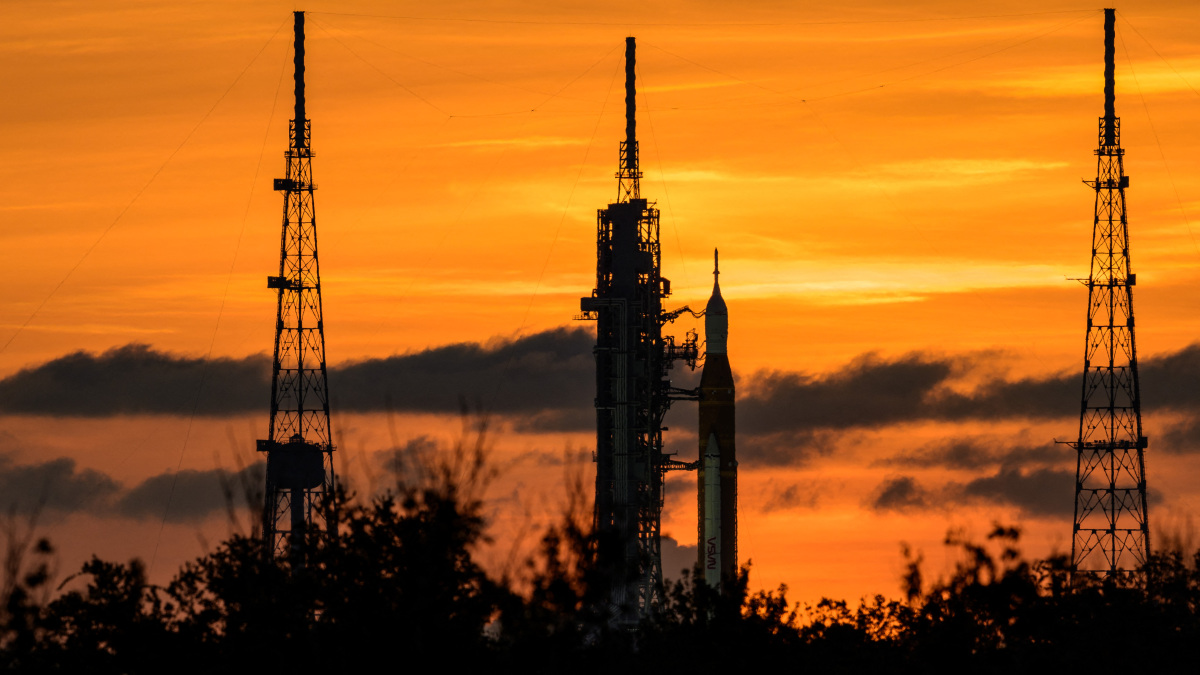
[258, 11, 337, 561]
[246, 19, 731, 600]
[1069, 8, 1149, 574]
[580, 37, 700, 625]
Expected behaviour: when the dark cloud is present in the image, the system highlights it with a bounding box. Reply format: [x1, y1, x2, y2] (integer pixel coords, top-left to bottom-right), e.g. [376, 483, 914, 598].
[868, 467, 1075, 518]
[761, 483, 819, 512]
[933, 376, 1075, 424]
[1139, 344, 1200, 413]
[663, 473, 695, 502]
[0, 455, 120, 514]
[735, 350, 1077, 440]
[740, 354, 956, 434]
[738, 430, 840, 467]
[877, 438, 1073, 471]
[330, 327, 594, 419]
[660, 535, 698, 582]
[0, 344, 269, 416]
[870, 476, 929, 512]
[6, 335, 1200, 451]
[509, 409, 594, 433]
[930, 344, 1200, 426]
[115, 463, 263, 523]
[0, 452, 261, 523]
[661, 435, 696, 461]
[362, 435, 454, 492]
[1155, 418, 1200, 455]
[509, 448, 592, 468]
[0, 329, 599, 426]
[738, 343, 1200, 437]
[957, 467, 1075, 516]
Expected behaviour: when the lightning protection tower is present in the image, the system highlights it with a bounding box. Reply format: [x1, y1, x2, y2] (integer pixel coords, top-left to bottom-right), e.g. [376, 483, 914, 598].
[580, 37, 698, 626]
[258, 11, 336, 561]
[1070, 8, 1149, 574]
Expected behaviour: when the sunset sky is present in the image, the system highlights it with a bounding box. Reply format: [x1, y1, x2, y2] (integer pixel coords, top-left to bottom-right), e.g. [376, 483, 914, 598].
[4, 0, 1200, 605]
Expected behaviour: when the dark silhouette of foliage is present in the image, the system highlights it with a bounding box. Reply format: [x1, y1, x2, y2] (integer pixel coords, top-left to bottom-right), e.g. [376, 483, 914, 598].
[4, 436, 1200, 674]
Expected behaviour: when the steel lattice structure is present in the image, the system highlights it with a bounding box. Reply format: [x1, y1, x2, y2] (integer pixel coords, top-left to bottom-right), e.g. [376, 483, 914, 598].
[258, 11, 336, 561]
[1070, 8, 1149, 574]
[579, 37, 697, 626]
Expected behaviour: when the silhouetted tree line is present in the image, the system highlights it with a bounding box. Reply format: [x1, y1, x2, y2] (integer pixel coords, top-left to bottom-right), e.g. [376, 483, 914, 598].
[3, 441, 1200, 673]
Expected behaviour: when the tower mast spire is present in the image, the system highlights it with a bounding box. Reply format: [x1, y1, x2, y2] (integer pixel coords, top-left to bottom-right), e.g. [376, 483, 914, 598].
[617, 37, 641, 202]
[1070, 7, 1149, 574]
[260, 10, 336, 562]
[293, 11, 306, 149]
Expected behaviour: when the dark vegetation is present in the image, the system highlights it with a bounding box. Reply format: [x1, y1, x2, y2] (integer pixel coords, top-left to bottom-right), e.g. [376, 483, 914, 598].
[2, 436, 1200, 672]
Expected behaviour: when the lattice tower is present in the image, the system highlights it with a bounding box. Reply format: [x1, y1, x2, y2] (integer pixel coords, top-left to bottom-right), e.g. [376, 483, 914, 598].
[258, 11, 337, 562]
[1071, 8, 1150, 574]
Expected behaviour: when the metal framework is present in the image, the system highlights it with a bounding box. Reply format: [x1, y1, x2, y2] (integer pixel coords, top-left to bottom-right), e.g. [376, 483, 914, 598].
[1070, 8, 1149, 574]
[579, 37, 698, 626]
[258, 11, 336, 561]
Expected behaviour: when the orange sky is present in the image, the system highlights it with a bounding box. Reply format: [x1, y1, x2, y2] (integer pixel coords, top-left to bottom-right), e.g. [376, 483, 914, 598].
[4, 0, 1200, 605]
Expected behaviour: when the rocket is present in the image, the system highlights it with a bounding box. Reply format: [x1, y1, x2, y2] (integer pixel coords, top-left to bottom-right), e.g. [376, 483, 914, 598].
[697, 249, 737, 588]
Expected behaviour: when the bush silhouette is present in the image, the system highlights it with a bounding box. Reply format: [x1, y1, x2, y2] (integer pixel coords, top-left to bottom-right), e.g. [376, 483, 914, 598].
[3, 438, 1200, 673]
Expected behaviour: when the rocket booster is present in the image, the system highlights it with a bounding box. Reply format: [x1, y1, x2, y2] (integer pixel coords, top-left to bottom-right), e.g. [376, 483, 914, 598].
[698, 250, 737, 588]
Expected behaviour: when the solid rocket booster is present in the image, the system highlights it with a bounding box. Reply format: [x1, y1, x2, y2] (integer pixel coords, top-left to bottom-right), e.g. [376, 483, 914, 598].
[703, 433, 722, 585]
[698, 250, 737, 588]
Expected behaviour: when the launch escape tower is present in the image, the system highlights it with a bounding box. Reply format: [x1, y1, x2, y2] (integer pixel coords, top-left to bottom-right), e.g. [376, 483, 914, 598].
[1069, 8, 1149, 574]
[580, 37, 699, 624]
[258, 11, 337, 561]
[697, 251, 737, 589]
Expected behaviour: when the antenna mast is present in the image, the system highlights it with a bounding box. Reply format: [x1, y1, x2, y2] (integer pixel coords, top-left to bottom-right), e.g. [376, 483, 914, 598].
[617, 37, 640, 202]
[1070, 8, 1149, 574]
[259, 11, 337, 561]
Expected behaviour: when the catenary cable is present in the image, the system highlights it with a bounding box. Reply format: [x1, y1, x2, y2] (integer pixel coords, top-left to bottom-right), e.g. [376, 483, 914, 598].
[0, 19, 290, 356]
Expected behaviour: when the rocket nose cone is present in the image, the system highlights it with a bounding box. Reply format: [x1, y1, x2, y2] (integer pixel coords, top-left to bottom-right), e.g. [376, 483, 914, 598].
[706, 282, 727, 315]
[705, 283, 728, 354]
[706, 249, 728, 353]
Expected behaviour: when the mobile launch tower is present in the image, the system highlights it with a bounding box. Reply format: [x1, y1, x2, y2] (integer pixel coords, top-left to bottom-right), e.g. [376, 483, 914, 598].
[1069, 8, 1149, 573]
[258, 11, 337, 561]
[580, 37, 699, 624]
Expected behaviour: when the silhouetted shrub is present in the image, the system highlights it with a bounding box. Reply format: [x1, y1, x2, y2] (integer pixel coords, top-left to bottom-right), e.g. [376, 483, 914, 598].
[5, 440, 1200, 674]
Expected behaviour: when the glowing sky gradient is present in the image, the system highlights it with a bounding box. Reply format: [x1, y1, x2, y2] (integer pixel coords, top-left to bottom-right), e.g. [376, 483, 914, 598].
[4, 0, 1200, 604]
